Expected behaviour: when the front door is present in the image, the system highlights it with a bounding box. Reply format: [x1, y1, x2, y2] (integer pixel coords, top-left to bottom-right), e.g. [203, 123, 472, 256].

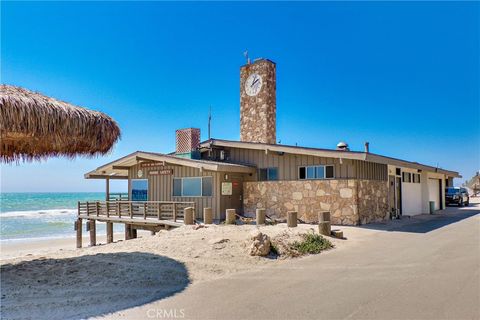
[396, 176, 402, 216]
[388, 175, 395, 212]
[229, 178, 243, 214]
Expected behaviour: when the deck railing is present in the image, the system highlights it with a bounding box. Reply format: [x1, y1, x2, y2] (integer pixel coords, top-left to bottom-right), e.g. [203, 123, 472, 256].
[78, 201, 195, 222]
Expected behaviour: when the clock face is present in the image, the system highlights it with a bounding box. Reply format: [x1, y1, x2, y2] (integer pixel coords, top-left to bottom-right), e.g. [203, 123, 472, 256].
[245, 73, 263, 96]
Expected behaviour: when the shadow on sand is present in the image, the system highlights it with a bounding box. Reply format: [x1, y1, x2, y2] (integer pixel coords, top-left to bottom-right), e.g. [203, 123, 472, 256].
[357, 202, 480, 234]
[1, 252, 190, 320]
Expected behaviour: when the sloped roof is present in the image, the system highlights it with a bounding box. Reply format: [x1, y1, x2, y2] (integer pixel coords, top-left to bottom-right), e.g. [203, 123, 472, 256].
[199, 139, 461, 178]
[85, 150, 256, 179]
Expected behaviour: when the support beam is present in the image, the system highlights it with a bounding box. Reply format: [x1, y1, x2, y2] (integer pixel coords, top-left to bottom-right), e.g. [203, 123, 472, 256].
[125, 224, 132, 240]
[76, 218, 82, 248]
[89, 220, 96, 246]
[105, 177, 110, 201]
[106, 222, 113, 243]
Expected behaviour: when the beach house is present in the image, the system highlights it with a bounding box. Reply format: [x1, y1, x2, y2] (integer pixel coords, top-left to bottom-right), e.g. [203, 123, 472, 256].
[83, 58, 460, 226]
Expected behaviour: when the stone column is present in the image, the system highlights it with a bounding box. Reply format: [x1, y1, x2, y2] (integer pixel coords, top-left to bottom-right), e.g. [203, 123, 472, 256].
[225, 209, 236, 224]
[287, 211, 297, 227]
[184, 207, 195, 225]
[203, 207, 213, 224]
[256, 209, 266, 225]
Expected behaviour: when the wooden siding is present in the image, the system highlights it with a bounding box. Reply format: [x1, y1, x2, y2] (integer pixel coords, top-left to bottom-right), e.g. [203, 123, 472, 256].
[128, 164, 224, 219]
[217, 147, 387, 181]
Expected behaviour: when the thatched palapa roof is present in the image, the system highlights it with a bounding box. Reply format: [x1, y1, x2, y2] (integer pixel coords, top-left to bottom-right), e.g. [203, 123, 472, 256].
[0, 85, 121, 163]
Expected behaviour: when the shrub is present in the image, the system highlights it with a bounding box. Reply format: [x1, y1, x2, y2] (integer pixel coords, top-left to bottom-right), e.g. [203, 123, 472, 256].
[291, 233, 333, 255]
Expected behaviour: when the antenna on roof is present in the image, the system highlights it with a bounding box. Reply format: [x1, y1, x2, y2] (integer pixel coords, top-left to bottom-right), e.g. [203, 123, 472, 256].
[208, 106, 212, 140]
[244, 50, 251, 64]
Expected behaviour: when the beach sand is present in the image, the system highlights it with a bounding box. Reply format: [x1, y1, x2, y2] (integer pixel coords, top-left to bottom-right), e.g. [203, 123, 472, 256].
[0, 223, 357, 320]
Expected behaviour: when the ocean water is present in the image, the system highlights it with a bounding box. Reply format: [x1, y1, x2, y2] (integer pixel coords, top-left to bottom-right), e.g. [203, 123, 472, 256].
[0, 193, 125, 241]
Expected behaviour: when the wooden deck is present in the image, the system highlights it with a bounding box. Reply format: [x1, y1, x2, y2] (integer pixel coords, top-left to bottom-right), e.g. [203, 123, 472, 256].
[76, 201, 195, 248]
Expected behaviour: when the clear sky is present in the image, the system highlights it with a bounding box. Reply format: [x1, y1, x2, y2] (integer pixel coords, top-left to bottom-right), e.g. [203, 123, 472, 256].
[1, 1, 479, 192]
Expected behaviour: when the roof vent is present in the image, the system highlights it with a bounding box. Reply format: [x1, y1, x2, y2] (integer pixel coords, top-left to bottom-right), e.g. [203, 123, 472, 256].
[336, 141, 350, 151]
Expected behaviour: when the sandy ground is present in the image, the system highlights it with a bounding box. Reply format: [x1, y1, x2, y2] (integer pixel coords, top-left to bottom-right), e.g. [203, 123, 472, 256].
[0, 223, 349, 320]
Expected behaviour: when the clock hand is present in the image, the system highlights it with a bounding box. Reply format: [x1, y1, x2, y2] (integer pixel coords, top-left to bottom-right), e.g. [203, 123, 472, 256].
[251, 79, 259, 87]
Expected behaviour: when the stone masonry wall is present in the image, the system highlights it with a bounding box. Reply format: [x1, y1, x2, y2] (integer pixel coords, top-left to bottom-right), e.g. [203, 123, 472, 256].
[357, 180, 389, 224]
[243, 179, 388, 225]
[240, 59, 276, 144]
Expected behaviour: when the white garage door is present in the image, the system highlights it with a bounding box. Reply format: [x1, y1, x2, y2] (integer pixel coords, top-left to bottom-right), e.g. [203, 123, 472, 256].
[428, 178, 440, 211]
[402, 182, 422, 215]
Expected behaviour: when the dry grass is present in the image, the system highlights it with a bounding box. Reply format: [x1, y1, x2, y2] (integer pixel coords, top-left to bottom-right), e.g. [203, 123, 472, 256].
[0, 84, 120, 163]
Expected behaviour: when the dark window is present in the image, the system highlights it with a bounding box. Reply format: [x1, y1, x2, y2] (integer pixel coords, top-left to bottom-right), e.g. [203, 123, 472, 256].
[268, 168, 278, 181]
[173, 177, 213, 197]
[299, 165, 334, 180]
[258, 168, 278, 181]
[202, 177, 213, 196]
[173, 178, 182, 196]
[402, 172, 412, 183]
[299, 167, 306, 180]
[412, 173, 421, 183]
[326, 166, 334, 178]
[131, 179, 148, 201]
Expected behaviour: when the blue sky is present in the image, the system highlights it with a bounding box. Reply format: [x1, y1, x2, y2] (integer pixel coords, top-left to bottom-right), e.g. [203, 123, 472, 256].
[1, 1, 479, 192]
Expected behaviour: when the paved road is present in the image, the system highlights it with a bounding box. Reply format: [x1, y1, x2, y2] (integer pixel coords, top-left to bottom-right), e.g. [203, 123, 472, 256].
[108, 202, 480, 320]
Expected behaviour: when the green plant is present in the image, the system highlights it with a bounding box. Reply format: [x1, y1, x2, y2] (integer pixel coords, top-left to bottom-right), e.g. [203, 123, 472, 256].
[291, 233, 333, 254]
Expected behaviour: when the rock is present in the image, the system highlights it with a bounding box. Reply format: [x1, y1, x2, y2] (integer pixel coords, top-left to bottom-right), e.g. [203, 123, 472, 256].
[292, 192, 303, 200]
[340, 188, 353, 198]
[249, 232, 271, 256]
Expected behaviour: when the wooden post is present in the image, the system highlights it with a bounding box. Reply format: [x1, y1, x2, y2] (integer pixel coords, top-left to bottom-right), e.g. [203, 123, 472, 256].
[173, 203, 177, 222]
[318, 211, 331, 236]
[203, 207, 213, 224]
[106, 222, 113, 243]
[256, 209, 266, 225]
[76, 218, 82, 248]
[96, 201, 100, 216]
[131, 227, 137, 239]
[130, 202, 133, 218]
[143, 203, 147, 219]
[157, 203, 161, 220]
[287, 211, 298, 227]
[105, 177, 110, 201]
[225, 209, 236, 224]
[125, 224, 132, 240]
[89, 220, 96, 246]
[106, 202, 110, 218]
[86, 201, 90, 216]
[184, 207, 194, 225]
[117, 202, 121, 217]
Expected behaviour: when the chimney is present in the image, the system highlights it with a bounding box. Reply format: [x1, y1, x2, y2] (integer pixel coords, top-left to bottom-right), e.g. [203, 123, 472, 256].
[175, 128, 200, 157]
[364, 142, 370, 153]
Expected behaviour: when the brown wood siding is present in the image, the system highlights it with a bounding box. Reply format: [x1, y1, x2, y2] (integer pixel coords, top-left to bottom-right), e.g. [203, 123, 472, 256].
[220, 147, 387, 181]
[128, 164, 224, 219]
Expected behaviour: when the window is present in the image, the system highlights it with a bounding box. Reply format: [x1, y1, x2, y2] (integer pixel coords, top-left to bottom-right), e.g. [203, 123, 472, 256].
[402, 172, 412, 183]
[412, 173, 421, 183]
[299, 165, 334, 180]
[258, 168, 279, 181]
[131, 179, 148, 201]
[172, 176, 213, 197]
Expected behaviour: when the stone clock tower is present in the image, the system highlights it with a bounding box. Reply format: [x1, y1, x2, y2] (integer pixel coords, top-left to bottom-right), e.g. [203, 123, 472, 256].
[240, 58, 276, 144]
